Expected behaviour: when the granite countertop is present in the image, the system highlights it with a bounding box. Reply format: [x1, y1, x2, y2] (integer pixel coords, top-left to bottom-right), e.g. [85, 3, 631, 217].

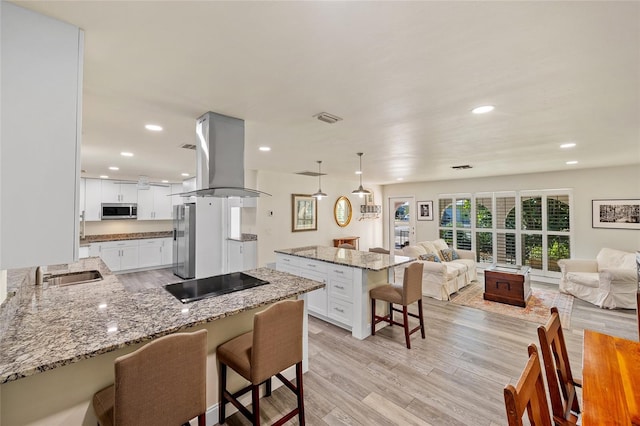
[227, 233, 258, 242]
[79, 231, 173, 245]
[275, 246, 415, 271]
[0, 258, 323, 384]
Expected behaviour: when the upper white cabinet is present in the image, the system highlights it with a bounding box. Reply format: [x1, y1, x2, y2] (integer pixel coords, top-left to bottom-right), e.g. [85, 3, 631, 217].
[137, 185, 172, 220]
[101, 180, 138, 203]
[84, 178, 102, 221]
[0, 3, 84, 269]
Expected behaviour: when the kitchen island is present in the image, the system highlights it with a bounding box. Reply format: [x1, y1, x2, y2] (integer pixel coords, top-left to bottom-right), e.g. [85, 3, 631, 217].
[275, 246, 414, 340]
[0, 258, 323, 426]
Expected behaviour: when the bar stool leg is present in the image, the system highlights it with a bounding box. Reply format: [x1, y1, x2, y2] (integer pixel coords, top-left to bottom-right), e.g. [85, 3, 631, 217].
[252, 384, 261, 426]
[219, 363, 227, 424]
[418, 299, 426, 339]
[265, 377, 272, 397]
[403, 306, 411, 349]
[296, 362, 305, 425]
[388, 302, 393, 326]
[371, 298, 376, 335]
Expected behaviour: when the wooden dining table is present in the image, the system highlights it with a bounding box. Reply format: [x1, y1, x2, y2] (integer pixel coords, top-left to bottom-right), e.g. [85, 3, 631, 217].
[582, 330, 640, 425]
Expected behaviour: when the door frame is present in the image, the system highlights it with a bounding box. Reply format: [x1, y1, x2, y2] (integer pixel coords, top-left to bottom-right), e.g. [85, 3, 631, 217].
[388, 196, 416, 251]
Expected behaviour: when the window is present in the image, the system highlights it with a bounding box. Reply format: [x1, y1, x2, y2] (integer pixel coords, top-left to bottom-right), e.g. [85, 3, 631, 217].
[439, 190, 572, 277]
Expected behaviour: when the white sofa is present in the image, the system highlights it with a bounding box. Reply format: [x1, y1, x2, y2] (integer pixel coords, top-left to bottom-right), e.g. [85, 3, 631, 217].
[558, 247, 638, 309]
[396, 239, 478, 301]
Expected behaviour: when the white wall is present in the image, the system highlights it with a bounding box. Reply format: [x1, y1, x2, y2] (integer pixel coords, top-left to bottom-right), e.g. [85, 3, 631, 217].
[383, 164, 640, 258]
[252, 170, 384, 267]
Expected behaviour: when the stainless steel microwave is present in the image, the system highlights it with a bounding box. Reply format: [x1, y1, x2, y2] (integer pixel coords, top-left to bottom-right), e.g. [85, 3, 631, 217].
[101, 203, 137, 220]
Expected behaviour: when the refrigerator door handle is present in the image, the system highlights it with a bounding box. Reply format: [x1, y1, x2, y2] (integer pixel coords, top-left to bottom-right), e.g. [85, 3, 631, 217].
[173, 228, 177, 240]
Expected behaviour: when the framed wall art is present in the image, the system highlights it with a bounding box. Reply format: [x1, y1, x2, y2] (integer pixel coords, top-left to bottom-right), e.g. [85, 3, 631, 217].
[292, 194, 317, 232]
[417, 200, 434, 221]
[592, 199, 640, 230]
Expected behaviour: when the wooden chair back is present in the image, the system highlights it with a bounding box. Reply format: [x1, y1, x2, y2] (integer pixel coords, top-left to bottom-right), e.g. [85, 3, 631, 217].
[537, 307, 581, 425]
[504, 344, 552, 426]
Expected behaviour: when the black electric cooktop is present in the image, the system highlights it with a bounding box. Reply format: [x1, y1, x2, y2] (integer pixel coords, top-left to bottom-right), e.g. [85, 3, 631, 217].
[163, 272, 270, 303]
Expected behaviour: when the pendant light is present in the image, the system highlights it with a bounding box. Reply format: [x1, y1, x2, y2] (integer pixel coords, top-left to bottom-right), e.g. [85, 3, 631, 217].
[351, 152, 372, 196]
[312, 160, 327, 199]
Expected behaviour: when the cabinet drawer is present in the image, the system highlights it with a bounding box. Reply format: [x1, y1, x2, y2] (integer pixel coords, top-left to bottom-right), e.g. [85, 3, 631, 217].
[300, 259, 327, 273]
[139, 238, 163, 247]
[329, 278, 353, 302]
[328, 298, 353, 326]
[276, 254, 300, 267]
[100, 239, 139, 249]
[328, 264, 353, 280]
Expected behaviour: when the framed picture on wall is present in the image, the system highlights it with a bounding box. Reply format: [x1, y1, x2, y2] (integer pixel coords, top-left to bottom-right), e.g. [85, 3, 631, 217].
[417, 200, 434, 221]
[592, 199, 640, 230]
[292, 194, 318, 232]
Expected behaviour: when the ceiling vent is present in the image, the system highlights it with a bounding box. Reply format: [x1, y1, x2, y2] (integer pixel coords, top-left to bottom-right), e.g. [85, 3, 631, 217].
[181, 143, 197, 150]
[451, 164, 473, 170]
[313, 112, 343, 124]
[296, 171, 325, 177]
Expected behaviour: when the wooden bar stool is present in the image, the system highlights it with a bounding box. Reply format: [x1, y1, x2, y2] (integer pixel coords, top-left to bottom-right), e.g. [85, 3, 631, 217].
[537, 307, 581, 425]
[217, 299, 305, 426]
[370, 262, 425, 349]
[504, 344, 552, 426]
[92, 329, 207, 426]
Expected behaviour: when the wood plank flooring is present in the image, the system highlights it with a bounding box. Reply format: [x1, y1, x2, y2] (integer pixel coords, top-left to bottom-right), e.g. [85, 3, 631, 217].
[117, 268, 638, 426]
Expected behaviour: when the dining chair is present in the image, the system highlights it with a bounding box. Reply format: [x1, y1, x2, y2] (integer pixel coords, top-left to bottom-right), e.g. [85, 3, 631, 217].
[92, 329, 207, 426]
[537, 306, 581, 425]
[217, 299, 305, 426]
[504, 344, 553, 426]
[370, 262, 425, 349]
[338, 243, 355, 249]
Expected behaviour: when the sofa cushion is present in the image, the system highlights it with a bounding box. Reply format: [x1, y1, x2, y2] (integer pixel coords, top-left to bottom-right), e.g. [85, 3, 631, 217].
[432, 239, 449, 251]
[444, 262, 466, 279]
[418, 241, 440, 256]
[439, 248, 460, 261]
[566, 272, 600, 288]
[451, 258, 473, 270]
[596, 248, 636, 270]
[403, 245, 427, 259]
[419, 253, 441, 263]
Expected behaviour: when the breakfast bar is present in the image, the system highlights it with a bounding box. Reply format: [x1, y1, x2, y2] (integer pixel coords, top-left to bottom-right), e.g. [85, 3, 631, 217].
[0, 258, 323, 426]
[275, 246, 414, 339]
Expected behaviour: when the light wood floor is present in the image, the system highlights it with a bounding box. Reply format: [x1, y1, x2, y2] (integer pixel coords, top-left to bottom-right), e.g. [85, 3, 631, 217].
[118, 268, 638, 426]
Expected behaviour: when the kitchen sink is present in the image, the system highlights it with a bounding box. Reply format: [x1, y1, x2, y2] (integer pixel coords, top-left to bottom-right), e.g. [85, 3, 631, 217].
[45, 270, 103, 286]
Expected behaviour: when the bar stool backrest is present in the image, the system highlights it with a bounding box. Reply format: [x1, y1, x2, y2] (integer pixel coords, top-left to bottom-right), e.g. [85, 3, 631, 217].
[402, 262, 424, 306]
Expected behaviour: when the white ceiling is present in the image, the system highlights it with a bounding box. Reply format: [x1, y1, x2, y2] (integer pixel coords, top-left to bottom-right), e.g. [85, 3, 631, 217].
[15, 1, 640, 185]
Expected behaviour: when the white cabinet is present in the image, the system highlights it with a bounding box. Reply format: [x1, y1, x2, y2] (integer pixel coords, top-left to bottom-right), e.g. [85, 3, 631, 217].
[171, 183, 184, 208]
[138, 239, 163, 268]
[228, 240, 257, 273]
[101, 180, 137, 203]
[88, 243, 101, 258]
[327, 265, 354, 325]
[160, 237, 173, 266]
[100, 240, 139, 272]
[137, 186, 172, 220]
[0, 3, 83, 269]
[84, 178, 102, 221]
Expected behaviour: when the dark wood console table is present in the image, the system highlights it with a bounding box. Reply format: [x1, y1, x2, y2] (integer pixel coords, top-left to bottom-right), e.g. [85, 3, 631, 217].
[483, 265, 531, 307]
[333, 236, 359, 250]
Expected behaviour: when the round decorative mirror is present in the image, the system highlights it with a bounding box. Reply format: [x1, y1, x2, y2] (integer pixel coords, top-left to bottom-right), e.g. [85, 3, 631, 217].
[334, 196, 352, 227]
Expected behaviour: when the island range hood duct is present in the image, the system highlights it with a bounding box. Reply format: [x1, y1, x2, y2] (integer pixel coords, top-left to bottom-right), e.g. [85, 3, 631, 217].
[183, 111, 270, 198]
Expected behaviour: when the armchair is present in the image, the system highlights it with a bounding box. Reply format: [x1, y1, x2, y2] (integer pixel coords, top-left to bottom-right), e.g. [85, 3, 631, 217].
[558, 248, 637, 309]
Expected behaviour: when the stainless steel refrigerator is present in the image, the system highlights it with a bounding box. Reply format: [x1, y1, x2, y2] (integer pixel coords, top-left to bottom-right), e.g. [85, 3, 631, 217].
[173, 203, 196, 279]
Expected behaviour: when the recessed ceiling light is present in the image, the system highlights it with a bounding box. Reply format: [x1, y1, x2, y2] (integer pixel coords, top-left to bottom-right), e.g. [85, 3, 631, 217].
[108, 166, 119, 171]
[259, 146, 271, 152]
[120, 151, 134, 157]
[560, 143, 576, 149]
[100, 175, 109, 179]
[355, 170, 362, 175]
[161, 180, 169, 183]
[471, 105, 495, 114]
[145, 124, 163, 131]
[397, 177, 404, 181]
[181, 173, 190, 177]
[566, 160, 578, 165]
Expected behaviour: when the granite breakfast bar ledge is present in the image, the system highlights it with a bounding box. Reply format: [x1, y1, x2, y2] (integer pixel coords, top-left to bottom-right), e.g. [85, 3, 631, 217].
[0, 258, 323, 426]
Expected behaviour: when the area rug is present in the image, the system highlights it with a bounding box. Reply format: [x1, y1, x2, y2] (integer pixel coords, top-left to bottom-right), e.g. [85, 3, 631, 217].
[450, 283, 574, 327]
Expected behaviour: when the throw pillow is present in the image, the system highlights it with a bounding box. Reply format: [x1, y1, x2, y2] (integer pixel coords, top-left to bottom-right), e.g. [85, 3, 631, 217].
[439, 248, 455, 262]
[432, 239, 449, 251]
[450, 248, 460, 260]
[419, 253, 441, 263]
[419, 241, 439, 256]
[402, 245, 427, 259]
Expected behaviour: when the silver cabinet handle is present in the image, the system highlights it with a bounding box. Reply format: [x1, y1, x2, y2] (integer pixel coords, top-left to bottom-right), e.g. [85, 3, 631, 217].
[334, 270, 344, 274]
[334, 307, 345, 313]
[335, 285, 345, 290]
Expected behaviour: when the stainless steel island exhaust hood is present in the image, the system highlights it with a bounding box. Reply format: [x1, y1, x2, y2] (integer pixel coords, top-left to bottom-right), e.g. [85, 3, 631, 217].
[182, 111, 270, 198]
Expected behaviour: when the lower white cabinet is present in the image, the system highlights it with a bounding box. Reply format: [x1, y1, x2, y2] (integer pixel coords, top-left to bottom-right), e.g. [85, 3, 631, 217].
[100, 241, 139, 272]
[87, 237, 173, 272]
[227, 240, 257, 273]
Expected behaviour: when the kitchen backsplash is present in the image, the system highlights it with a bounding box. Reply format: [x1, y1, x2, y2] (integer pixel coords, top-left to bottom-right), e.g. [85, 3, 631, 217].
[83, 220, 172, 236]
